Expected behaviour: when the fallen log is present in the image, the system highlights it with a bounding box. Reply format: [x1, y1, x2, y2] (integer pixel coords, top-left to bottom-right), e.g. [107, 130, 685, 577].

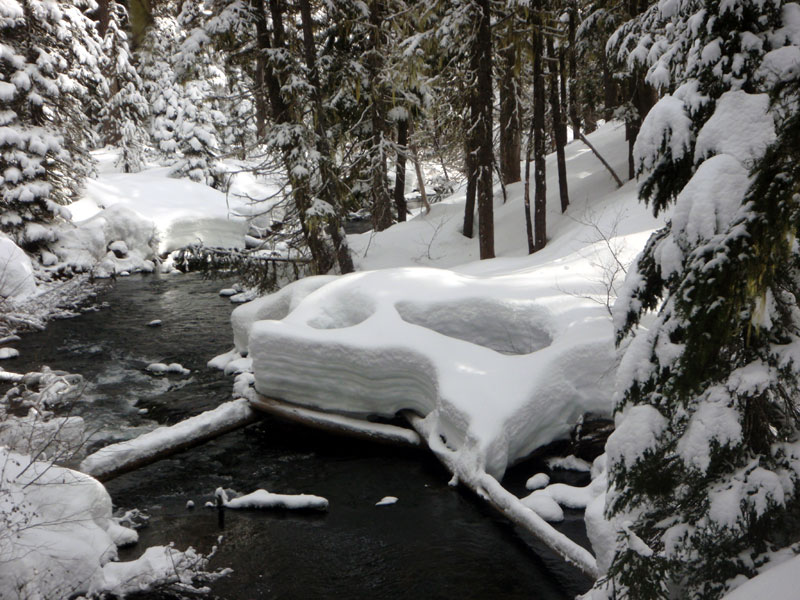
[81, 399, 261, 482]
[250, 393, 422, 448]
[403, 411, 599, 579]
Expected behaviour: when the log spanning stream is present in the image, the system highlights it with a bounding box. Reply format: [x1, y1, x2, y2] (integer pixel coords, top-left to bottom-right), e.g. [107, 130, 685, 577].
[11, 273, 593, 599]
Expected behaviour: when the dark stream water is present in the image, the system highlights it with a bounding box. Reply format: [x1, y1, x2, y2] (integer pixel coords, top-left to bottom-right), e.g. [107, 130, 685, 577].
[10, 273, 593, 599]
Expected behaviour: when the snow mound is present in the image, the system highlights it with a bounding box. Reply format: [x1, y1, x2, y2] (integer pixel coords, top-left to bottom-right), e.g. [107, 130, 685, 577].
[74, 168, 250, 254]
[0, 234, 36, 299]
[247, 266, 618, 478]
[217, 487, 329, 511]
[0, 447, 137, 599]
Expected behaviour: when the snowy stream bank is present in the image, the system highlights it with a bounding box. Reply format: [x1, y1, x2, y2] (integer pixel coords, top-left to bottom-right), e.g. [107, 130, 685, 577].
[6, 273, 595, 599]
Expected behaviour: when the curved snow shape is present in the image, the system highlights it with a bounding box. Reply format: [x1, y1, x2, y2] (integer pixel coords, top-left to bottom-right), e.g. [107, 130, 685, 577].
[246, 266, 617, 478]
[395, 298, 553, 355]
[306, 288, 376, 330]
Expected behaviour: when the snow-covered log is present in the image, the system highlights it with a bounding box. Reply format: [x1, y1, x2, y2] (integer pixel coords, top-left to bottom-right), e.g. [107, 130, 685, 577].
[250, 393, 423, 447]
[404, 412, 599, 579]
[80, 399, 260, 481]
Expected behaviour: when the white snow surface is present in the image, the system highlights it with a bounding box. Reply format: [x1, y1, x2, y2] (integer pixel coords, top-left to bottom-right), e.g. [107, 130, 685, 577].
[0, 447, 193, 600]
[80, 399, 255, 479]
[235, 122, 663, 479]
[0, 234, 36, 299]
[219, 487, 329, 511]
[722, 552, 800, 600]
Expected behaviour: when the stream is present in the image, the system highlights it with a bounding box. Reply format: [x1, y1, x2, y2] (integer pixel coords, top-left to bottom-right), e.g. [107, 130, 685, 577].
[10, 273, 593, 599]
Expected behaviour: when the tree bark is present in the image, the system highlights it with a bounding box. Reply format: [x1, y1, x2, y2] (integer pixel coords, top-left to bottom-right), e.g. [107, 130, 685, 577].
[532, 5, 547, 252]
[523, 113, 535, 254]
[394, 118, 408, 222]
[499, 42, 521, 185]
[368, 0, 393, 232]
[475, 0, 494, 259]
[548, 37, 569, 213]
[567, 0, 580, 139]
[463, 140, 476, 238]
[299, 0, 354, 273]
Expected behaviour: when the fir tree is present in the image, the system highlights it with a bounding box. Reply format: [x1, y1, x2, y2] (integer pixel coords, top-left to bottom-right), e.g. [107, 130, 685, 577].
[598, 0, 800, 597]
[0, 0, 106, 249]
[100, 0, 149, 173]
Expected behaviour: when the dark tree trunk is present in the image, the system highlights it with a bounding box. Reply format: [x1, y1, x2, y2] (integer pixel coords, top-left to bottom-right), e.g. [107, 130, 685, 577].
[532, 6, 547, 252]
[260, 0, 333, 274]
[602, 48, 617, 121]
[368, 0, 393, 232]
[548, 38, 569, 213]
[567, 0, 580, 139]
[463, 140, 476, 238]
[475, 0, 494, 259]
[94, 0, 111, 38]
[299, 0, 354, 274]
[499, 42, 521, 185]
[394, 118, 408, 222]
[523, 115, 535, 254]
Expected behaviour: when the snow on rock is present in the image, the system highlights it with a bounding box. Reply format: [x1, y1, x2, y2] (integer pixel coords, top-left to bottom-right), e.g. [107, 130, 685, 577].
[145, 361, 190, 375]
[0, 447, 138, 599]
[53, 203, 158, 275]
[247, 267, 616, 478]
[376, 496, 398, 506]
[219, 287, 237, 296]
[546, 455, 593, 472]
[526, 473, 551, 490]
[0, 347, 19, 359]
[147, 319, 163, 327]
[75, 168, 250, 254]
[217, 487, 329, 511]
[0, 234, 36, 299]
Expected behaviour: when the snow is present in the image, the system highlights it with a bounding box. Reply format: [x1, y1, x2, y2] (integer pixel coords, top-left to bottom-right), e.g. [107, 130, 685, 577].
[0, 447, 143, 600]
[694, 90, 776, 164]
[229, 123, 661, 482]
[722, 553, 800, 600]
[217, 487, 329, 511]
[526, 472, 551, 490]
[376, 496, 398, 506]
[80, 398, 257, 479]
[0, 347, 19, 359]
[0, 234, 36, 299]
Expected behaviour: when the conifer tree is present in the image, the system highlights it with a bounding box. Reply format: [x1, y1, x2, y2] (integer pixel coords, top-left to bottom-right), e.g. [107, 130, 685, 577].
[0, 0, 106, 249]
[100, 0, 149, 173]
[598, 0, 800, 597]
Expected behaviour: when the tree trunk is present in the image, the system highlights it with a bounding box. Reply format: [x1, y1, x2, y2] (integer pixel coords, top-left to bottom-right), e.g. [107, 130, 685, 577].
[475, 0, 494, 260]
[532, 5, 547, 252]
[463, 140, 476, 238]
[523, 115, 535, 254]
[368, 0, 393, 232]
[567, 0, 580, 139]
[299, 0, 354, 274]
[499, 42, 521, 185]
[548, 38, 569, 213]
[394, 118, 408, 222]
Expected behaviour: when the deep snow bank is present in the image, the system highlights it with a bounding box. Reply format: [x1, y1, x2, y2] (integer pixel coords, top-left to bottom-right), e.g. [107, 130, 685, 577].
[0, 234, 36, 299]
